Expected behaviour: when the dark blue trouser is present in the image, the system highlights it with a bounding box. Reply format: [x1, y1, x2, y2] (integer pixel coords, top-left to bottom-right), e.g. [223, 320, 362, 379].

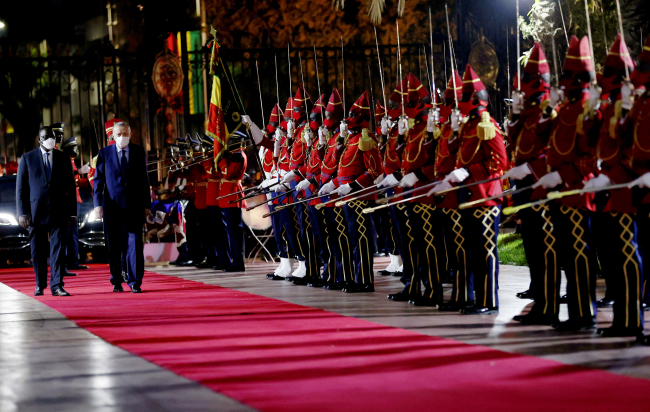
[552, 204, 598, 322]
[342, 200, 375, 285]
[459, 206, 501, 308]
[183, 202, 203, 262]
[403, 203, 447, 300]
[323, 207, 354, 283]
[208, 205, 230, 268]
[269, 203, 288, 258]
[222, 207, 245, 268]
[277, 206, 305, 261]
[66, 203, 81, 267]
[636, 204, 650, 305]
[598, 211, 644, 330]
[519, 204, 561, 318]
[104, 203, 144, 288]
[439, 208, 470, 304]
[195, 208, 213, 263]
[30, 221, 67, 291]
[308, 205, 331, 280]
[390, 203, 415, 287]
[295, 203, 319, 277]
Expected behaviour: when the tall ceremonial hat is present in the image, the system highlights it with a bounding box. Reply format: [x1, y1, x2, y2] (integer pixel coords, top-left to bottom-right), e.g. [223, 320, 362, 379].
[605, 33, 634, 70]
[375, 100, 386, 123]
[525, 42, 550, 75]
[389, 72, 428, 104]
[462, 64, 487, 95]
[563, 35, 593, 73]
[292, 85, 310, 120]
[325, 88, 343, 116]
[105, 118, 124, 140]
[347, 90, 371, 128]
[311, 94, 326, 114]
[284, 97, 294, 117]
[631, 36, 650, 88]
[267, 103, 283, 134]
[443, 71, 463, 101]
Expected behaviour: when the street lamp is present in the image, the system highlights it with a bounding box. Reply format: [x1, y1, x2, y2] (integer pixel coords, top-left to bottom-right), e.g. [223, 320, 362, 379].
[0, 21, 5, 29]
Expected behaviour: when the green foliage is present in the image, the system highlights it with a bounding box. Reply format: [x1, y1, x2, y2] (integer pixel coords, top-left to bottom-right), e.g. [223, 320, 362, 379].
[498, 233, 528, 266]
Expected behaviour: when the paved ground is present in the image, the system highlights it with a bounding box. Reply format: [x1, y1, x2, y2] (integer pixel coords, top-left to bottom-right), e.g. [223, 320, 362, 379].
[1, 259, 648, 411]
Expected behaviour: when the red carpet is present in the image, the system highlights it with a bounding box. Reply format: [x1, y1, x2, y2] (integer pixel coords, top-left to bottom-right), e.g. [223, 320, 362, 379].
[1, 265, 649, 412]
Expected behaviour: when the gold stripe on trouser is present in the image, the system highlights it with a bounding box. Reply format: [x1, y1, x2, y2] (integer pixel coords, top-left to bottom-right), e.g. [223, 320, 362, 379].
[473, 206, 500, 307]
[281, 226, 291, 259]
[303, 206, 319, 277]
[414, 203, 442, 299]
[397, 203, 419, 295]
[388, 216, 399, 255]
[442, 208, 466, 302]
[532, 204, 559, 315]
[348, 200, 373, 285]
[615, 212, 642, 328]
[559, 205, 594, 318]
[290, 207, 306, 259]
[319, 208, 336, 283]
[334, 207, 353, 282]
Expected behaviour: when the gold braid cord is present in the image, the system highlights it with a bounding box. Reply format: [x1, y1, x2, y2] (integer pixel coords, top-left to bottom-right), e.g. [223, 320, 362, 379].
[368, 0, 386, 25]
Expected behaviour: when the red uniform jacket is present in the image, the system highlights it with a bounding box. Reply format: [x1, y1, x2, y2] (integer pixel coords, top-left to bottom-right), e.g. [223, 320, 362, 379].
[546, 93, 598, 211]
[455, 110, 508, 207]
[318, 131, 343, 208]
[435, 123, 460, 209]
[71, 158, 84, 203]
[335, 128, 383, 201]
[194, 159, 210, 210]
[620, 92, 650, 205]
[217, 150, 247, 209]
[400, 121, 437, 204]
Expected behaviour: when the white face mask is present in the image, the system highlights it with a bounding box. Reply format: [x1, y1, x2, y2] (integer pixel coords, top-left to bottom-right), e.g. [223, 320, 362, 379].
[114, 135, 130, 149]
[41, 138, 56, 151]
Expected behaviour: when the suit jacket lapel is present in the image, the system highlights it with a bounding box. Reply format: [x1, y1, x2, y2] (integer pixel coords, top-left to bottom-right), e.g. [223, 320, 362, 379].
[35, 149, 47, 180]
[110, 144, 120, 179]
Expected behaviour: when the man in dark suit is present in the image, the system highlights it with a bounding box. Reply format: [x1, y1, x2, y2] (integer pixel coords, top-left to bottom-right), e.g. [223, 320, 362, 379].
[93, 121, 151, 293]
[16, 126, 77, 296]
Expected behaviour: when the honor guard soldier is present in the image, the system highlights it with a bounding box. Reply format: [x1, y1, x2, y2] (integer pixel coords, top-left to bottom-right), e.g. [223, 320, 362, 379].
[324, 91, 383, 293]
[533, 36, 599, 330]
[431, 65, 508, 315]
[505, 43, 561, 325]
[317, 89, 355, 290]
[584, 34, 644, 337]
[204, 134, 231, 270]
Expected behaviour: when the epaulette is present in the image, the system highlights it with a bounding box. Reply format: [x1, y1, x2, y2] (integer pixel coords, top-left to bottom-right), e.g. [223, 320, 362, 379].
[359, 128, 377, 152]
[432, 126, 442, 140]
[477, 111, 496, 140]
[609, 100, 623, 139]
[540, 100, 557, 120]
[576, 102, 593, 135]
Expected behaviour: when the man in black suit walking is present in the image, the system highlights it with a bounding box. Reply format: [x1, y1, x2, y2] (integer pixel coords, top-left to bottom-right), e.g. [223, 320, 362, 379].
[16, 126, 77, 296]
[93, 121, 151, 293]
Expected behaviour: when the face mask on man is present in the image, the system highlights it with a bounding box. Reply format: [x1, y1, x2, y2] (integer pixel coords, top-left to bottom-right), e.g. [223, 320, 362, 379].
[41, 138, 56, 151]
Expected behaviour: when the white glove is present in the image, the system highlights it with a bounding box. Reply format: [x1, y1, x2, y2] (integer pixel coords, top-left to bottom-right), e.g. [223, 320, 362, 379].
[319, 181, 336, 196]
[588, 84, 601, 111]
[426, 112, 436, 133]
[399, 172, 418, 188]
[282, 170, 297, 184]
[78, 163, 90, 174]
[549, 87, 564, 108]
[374, 174, 385, 185]
[303, 127, 314, 144]
[332, 183, 352, 196]
[450, 110, 461, 131]
[583, 174, 611, 190]
[178, 178, 187, 192]
[242, 115, 264, 145]
[398, 117, 408, 135]
[380, 117, 388, 135]
[512, 91, 524, 114]
[275, 183, 290, 193]
[286, 119, 295, 138]
[628, 172, 650, 189]
[339, 121, 349, 139]
[273, 130, 284, 157]
[621, 82, 634, 110]
[378, 173, 400, 188]
[296, 179, 311, 193]
[502, 163, 533, 181]
[533, 171, 563, 189]
[445, 168, 469, 183]
[318, 125, 328, 145]
[427, 180, 452, 196]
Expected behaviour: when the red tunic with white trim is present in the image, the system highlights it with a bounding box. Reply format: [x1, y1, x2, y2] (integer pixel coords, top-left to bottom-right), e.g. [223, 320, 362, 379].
[336, 128, 383, 201]
[217, 150, 247, 209]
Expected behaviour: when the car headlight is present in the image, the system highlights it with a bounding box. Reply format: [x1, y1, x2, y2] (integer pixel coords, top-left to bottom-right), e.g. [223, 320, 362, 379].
[87, 210, 102, 222]
[0, 213, 18, 226]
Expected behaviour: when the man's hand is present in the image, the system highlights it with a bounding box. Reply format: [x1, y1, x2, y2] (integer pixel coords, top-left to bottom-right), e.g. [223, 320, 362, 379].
[628, 172, 650, 189]
[446, 168, 469, 184]
[380, 117, 389, 135]
[397, 117, 408, 135]
[583, 174, 611, 190]
[79, 163, 90, 174]
[399, 173, 418, 188]
[378, 173, 399, 188]
[332, 183, 352, 197]
[18, 215, 31, 230]
[145, 208, 152, 218]
[502, 163, 533, 181]
[621, 81, 634, 110]
[69, 216, 77, 227]
[549, 87, 564, 108]
[319, 181, 336, 196]
[512, 91, 524, 114]
[296, 179, 311, 193]
[94, 206, 103, 220]
[318, 125, 328, 145]
[450, 110, 461, 131]
[533, 171, 563, 189]
[427, 180, 452, 196]
[282, 170, 297, 184]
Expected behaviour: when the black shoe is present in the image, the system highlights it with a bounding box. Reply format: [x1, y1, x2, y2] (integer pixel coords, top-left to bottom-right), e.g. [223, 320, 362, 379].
[409, 297, 440, 307]
[113, 285, 124, 292]
[68, 264, 88, 270]
[461, 306, 499, 315]
[343, 284, 375, 293]
[391, 271, 403, 277]
[176, 260, 195, 267]
[438, 301, 474, 312]
[559, 294, 568, 304]
[597, 326, 644, 338]
[377, 270, 395, 276]
[388, 291, 418, 301]
[223, 265, 246, 273]
[131, 286, 142, 293]
[323, 283, 344, 290]
[553, 318, 596, 331]
[268, 274, 286, 281]
[373, 252, 388, 257]
[52, 287, 70, 296]
[195, 260, 213, 268]
[514, 313, 558, 325]
[34, 287, 44, 296]
[63, 270, 77, 277]
[211, 265, 227, 271]
[292, 277, 311, 285]
[307, 279, 325, 287]
[516, 289, 533, 299]
[597, 298, 615, 308]
[169, 260, 179, 266]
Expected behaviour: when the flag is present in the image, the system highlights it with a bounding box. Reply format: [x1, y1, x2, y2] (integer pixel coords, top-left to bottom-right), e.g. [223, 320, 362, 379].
[206, 73, 229, 169]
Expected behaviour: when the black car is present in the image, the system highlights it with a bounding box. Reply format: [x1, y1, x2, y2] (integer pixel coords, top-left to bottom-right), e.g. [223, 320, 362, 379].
[0, 175, 106, 265]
